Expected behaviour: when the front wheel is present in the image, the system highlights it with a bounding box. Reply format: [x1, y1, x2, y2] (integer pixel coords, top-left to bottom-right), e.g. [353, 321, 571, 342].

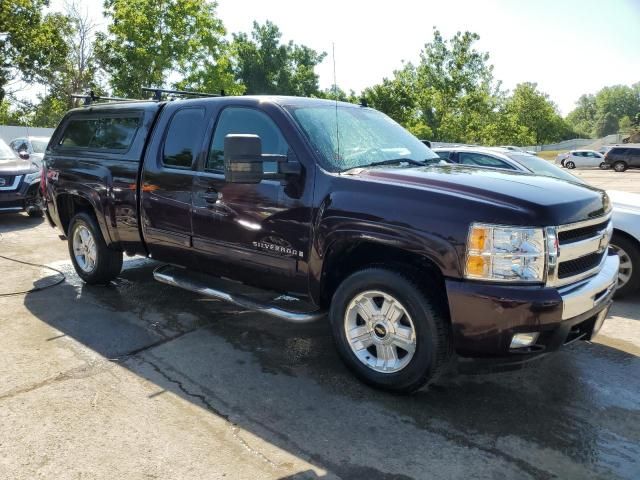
[68, 212, 123, 284]
[599, 162, 608, 170]
[610, 233, 640, 298]
[565, 161, 575, 169]
[329, 268, 451, 393]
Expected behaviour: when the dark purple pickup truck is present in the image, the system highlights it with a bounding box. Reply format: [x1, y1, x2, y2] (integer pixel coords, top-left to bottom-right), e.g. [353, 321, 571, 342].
[42, 93, 619, 392]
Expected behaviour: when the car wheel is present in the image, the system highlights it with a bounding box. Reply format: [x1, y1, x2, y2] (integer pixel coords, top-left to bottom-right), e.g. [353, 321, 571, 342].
[613, 161, 627, 172]
[610, 233, 640, 298]
[68, 212, 123, 284]
[560, 159, 566, 167]
[599, 162, 608, 170]
[329, 268, 451, 393]
[565, 161, 575, 169]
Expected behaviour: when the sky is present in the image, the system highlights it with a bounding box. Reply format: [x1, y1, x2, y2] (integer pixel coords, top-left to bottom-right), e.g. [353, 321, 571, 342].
[48, 0, 640, 115]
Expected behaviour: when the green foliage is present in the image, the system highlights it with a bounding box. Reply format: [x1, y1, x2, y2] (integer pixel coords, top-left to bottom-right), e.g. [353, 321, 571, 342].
[230, 21, 326, 96]
[566, 84, 640, 138]
[95, 0, 234, 98]
[0, 0, 71, 102]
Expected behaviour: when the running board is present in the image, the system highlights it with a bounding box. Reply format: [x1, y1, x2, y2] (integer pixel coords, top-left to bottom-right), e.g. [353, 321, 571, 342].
[153, 264, 325, 323]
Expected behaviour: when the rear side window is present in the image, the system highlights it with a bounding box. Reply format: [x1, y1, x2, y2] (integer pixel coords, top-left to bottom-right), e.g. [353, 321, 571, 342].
[162, 108, 205, 169]
[459, 152, 515, 170]
[610, 148, 628, 155]
[58, 116, 140, 151]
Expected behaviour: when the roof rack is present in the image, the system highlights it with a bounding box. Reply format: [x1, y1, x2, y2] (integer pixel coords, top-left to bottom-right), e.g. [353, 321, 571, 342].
[141, 87, 225, 101]
[72, 91, 139, 106]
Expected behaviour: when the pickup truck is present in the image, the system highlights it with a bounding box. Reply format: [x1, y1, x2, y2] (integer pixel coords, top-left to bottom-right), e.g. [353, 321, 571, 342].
[42, 93, 619, 392]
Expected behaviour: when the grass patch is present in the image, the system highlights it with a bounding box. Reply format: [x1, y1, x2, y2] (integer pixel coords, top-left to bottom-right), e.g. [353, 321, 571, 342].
[537, 150, 568, 161]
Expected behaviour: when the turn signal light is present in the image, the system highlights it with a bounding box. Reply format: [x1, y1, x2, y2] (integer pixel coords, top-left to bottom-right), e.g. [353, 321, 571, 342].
[466, 254, 488, 277]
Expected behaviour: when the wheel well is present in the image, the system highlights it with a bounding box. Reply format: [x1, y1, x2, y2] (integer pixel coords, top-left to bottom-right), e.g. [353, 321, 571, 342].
[613, 228, 640, 252]
[56, 194, 95, 235]
[321, 241, 448, 312]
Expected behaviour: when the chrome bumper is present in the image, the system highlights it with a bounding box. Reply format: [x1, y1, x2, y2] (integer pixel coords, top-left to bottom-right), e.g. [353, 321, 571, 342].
[559, 253, 619, 320]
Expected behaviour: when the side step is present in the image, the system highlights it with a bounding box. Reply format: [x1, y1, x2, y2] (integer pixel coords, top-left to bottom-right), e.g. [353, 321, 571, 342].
[153, 264, 325, 323]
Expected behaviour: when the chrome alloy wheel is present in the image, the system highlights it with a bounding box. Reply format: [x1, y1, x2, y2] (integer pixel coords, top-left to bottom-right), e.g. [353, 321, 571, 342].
[611, 244, 633, 289]
[73, 225, 97, 273]
[344, 290, 417, 374]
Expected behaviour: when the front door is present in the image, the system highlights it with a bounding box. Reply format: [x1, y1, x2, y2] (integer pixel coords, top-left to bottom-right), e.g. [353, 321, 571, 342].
[140, 104, 207, 264]
[191, 105, 312, 295]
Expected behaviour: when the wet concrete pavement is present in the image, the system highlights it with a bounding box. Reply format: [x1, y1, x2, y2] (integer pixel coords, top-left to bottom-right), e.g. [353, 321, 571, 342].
[1, 213, 639, 479]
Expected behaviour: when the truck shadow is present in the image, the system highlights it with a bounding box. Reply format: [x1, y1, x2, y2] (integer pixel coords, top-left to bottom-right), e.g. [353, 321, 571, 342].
[22, 259, 640, 479]
[0, 212, 44, 233]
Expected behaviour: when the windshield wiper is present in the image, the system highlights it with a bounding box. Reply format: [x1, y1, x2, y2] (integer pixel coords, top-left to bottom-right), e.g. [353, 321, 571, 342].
[367, 158, 426, 167]
[340, 158, 425, 174]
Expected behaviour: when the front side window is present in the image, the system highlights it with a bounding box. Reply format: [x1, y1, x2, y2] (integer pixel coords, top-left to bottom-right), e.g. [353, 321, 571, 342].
[288, 105, 439, 172]
[207, 107, 289, 172]
[59, 115, 140, 151]
[162, 108, 205, 169]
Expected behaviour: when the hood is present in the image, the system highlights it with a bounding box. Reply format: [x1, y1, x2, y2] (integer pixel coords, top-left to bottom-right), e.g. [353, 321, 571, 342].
[355, 165, 609, 225]
[0, 158, 35, 174]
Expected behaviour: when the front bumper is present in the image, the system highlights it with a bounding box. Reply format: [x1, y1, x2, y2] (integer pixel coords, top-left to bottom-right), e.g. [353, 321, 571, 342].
[0, 176, 40, 212]
[446, 253, 619, 359]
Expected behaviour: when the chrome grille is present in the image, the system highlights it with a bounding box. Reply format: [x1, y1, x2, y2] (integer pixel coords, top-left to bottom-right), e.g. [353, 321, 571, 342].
[547, 214, 612, 287]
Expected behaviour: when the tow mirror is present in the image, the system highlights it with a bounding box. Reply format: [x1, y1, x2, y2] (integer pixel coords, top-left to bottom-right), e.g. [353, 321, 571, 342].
[224, 134, 263, 184]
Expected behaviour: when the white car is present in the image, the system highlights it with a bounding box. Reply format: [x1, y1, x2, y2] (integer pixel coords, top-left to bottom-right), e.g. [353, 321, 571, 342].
[608, 190, 640, 297]
[498, 145, 537, 155]
[560, 150, 606, 169]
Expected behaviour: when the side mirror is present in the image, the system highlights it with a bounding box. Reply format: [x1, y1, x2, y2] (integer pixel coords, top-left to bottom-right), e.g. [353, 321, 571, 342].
[224, 134, 263, 184]
[18, 150, 30, 160]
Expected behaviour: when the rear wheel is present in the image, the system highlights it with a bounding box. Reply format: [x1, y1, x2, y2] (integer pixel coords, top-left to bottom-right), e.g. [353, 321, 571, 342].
[68, 212, 123, 284]
[599, 162, 608, 170]
[610, 233, 640, 298]
[613, 161, 627, 172]
[329, 268, 451, 393]
[565, 161, 575, 169]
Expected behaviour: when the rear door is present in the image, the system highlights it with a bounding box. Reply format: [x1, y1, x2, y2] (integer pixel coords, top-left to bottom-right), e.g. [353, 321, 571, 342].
[629, 148, 640, 167]
[140, 102, 208, 263]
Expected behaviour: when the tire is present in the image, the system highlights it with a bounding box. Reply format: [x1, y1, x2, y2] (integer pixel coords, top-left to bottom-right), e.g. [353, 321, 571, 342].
[68, 212, 123, 284]
[613, 161, 627, 172]
[610, 233, 640, 298]
[599, 162, 608, 170]
[27, 207, 43, 217]
[560, 159, 566, 167]
[565, 161, 575, 169]
[329, 268, 451, 393]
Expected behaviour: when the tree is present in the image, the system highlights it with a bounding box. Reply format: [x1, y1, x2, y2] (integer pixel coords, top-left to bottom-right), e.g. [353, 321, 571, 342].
[594, 112, 619, 137]
[364, 29, 501, 143]
[230, 21, 326, 96]
[95, 0, 234, 97]
[31, 1, 103, 127]
[501, 83, 571, 145]
[566, 94, 597, 138]
[0, 0, 70, 102]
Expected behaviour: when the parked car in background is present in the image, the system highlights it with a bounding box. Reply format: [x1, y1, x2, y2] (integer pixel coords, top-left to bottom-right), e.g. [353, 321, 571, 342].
[434, 146, 581, 184]
[0, 139, 43, 217]
[607, 191, 640, 297]
[434, 146, 637, 298]
[9, 136, 50, 167]
[604, 144, 640, 172]
[559, 150, 607, 169]
[498, 145, 537, 155]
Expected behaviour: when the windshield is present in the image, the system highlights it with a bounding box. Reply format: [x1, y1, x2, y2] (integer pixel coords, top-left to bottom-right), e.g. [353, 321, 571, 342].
[0, 140, 17, 161]
[288, 105, 439, 171]
[31, 139, 48, 153]
[507, 153, 584, 184]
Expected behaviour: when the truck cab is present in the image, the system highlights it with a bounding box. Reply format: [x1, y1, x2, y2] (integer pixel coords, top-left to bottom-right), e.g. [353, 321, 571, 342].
[43, 93, 619, 392]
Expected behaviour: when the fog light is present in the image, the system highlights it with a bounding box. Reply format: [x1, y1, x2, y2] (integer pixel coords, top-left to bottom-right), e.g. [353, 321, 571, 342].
[510, 332, 539, 349]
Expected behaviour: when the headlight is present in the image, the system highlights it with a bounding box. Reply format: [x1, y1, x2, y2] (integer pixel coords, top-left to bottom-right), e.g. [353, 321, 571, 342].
[465, 223, 546, 282]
